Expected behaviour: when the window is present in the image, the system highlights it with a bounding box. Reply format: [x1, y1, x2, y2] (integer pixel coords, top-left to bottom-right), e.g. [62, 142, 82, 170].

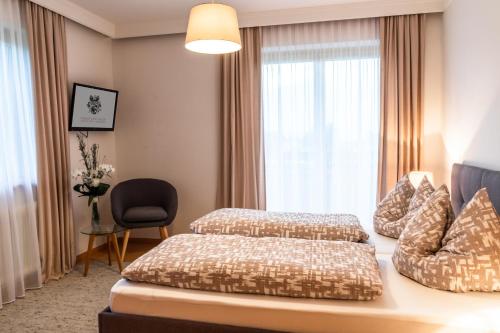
[0, 27, 38, 190]
[262, 20, 380, 225]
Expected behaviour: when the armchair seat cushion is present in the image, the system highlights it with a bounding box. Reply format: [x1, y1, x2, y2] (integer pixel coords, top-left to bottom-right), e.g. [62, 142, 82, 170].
[123, 206, 168, 223]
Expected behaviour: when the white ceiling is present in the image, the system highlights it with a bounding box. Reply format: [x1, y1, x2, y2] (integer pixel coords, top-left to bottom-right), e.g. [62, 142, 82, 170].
[66, 0, 375, 24]
[31, 0, 449, 38]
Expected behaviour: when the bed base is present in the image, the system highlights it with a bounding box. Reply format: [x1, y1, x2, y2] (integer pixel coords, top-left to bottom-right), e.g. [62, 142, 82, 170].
[99, 307, 283, 333]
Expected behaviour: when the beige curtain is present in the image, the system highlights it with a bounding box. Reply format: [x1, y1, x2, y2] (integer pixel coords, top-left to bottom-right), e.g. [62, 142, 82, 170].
[218, 27, 266, 209]
[24, 1, 75, 281]
[377, 15, 425, 201]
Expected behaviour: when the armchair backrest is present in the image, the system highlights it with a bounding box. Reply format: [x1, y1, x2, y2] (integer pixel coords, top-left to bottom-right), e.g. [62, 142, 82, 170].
[111, 178, 178, 225]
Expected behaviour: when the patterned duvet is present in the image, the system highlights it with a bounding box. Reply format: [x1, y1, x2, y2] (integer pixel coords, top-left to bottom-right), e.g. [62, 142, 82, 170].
[190, 208, 369, 242]
[122, 234, 383, 301]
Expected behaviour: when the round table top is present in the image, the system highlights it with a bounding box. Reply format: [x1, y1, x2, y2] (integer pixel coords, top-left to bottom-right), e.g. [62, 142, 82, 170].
[80, 224, 124, 235]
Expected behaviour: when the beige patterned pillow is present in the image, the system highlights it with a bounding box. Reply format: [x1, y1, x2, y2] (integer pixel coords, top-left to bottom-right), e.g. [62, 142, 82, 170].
[373, 174, 416, 238]
[392, 176, 436, 236]
[393, 185, 452, 258]
[408, 176, 435, 211]
[437, 188, 500, 291]
[393, 187, 500, 292]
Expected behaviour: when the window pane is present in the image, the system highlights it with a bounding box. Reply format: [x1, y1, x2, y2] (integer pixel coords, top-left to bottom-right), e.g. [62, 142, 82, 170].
[0, 37, 37, 190]
[323, 58, 380, 223]
[262, 61, 316, 212]
[263, 56, 380, 225]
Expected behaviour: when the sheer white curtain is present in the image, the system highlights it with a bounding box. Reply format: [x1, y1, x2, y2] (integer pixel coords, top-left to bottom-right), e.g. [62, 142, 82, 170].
[262, 19, 380, 225]
[0, 0, 42, 307]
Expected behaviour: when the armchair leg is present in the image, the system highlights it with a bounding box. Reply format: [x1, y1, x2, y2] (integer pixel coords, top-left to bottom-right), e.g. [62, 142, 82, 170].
[111, 233, 123, 273]
[121, 229, 130, 262]
[159, 226, 169, 240]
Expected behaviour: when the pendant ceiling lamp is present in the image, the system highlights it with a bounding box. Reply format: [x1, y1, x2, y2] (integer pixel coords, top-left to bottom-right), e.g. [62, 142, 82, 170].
[185, 3, 242, 54]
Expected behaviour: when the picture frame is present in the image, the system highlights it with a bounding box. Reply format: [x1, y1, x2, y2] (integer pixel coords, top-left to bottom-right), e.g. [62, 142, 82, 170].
[69, 83, 119, 131]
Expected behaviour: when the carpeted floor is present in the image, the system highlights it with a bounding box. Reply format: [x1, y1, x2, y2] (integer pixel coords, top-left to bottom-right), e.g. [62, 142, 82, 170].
[0, 261, 124, 333]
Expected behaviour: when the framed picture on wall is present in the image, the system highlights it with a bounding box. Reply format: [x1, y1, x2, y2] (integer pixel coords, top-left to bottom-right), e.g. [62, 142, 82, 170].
[69, 83, 119, 131]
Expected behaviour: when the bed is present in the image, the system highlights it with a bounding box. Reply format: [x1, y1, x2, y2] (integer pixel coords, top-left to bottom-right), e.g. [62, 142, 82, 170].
[99, 163, 500, 333]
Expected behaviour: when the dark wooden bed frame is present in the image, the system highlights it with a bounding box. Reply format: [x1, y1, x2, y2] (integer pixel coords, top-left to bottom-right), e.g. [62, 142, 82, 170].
[99, 163, 500, 333]
[98, 307, 282, 333]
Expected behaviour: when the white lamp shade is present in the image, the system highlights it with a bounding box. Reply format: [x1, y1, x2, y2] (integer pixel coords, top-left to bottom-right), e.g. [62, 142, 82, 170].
[185, 3, 242, 54]
[409, 171, 434, 188]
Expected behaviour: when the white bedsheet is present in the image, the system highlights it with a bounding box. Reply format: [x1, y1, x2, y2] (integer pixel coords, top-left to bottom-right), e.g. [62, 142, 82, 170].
[110, 254, 500, 333]
[365, 225, 397, 254]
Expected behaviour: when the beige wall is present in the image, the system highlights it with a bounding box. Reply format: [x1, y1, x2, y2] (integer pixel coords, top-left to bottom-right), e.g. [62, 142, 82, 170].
[112, 34, 220, 238]
[422, 13, 446, 186]
[66, 20, 117, 254]
[442, 0, 500, 180]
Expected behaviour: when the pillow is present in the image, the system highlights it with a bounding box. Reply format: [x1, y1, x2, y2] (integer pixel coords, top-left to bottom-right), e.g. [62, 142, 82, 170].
[393, 187, 500, 292]
[408, 176, 435, 212]
[437, 188, 500, 291]
[373, 174, 415, 238]
[396, 176, 436, 233]
[374, 175, 434, 239]
[393, 185, 452, 258]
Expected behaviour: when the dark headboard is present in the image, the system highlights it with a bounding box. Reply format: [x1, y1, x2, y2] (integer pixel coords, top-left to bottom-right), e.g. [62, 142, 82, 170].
[451, 163, 500, 215]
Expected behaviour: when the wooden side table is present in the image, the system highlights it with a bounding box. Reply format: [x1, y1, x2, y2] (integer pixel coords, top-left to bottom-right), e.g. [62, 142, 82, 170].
[80, 224, 124, 276]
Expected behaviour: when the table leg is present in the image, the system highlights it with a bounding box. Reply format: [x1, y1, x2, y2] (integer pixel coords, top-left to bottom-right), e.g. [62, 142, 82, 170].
[107, 235, 112, 266]
[111, 233, 123, 272]
[84, 235, 96, 277]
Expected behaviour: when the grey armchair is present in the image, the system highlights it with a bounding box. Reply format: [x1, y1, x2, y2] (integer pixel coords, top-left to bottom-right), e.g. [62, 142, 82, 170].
[111, 178, 178, 261]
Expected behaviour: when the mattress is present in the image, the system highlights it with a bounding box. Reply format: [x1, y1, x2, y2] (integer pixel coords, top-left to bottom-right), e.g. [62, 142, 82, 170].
[121, 234, 383, 300]
[111, 254, 500, 333]
[190, 208, 369, 242]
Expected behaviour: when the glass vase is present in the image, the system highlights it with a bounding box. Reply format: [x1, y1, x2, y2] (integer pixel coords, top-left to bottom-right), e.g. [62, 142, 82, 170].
[91, 197, 100, 227]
